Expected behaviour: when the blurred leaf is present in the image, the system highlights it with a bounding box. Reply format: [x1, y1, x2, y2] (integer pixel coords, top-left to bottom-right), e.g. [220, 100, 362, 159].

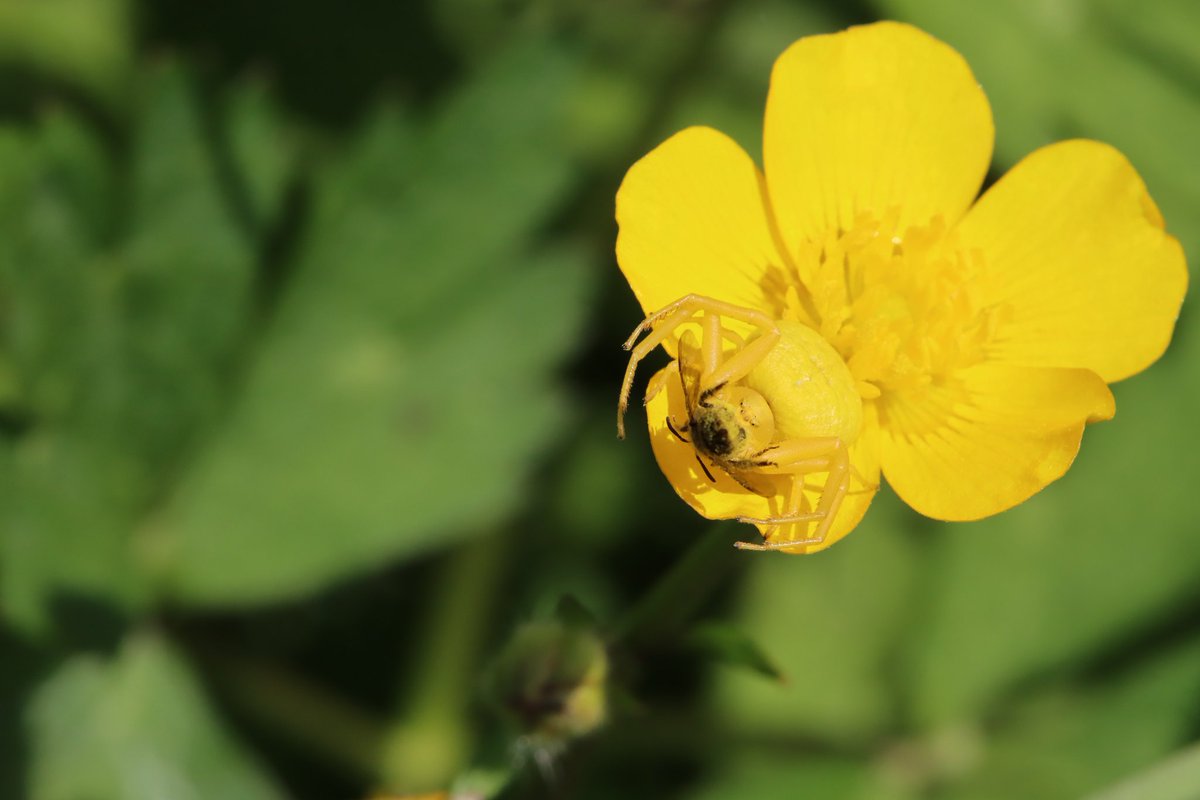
[0, 108, 110, 422]
[548, 405, 653, 548]
[441, 0, 735, 168]
[1095, 0, 1200, 86]
[0, 108, 140, 631]
[712, 491, 920, 745]
[0, 437, 148, 632]
[0, 629, 48, 800]
[691, 753, 911, 800]
[0, 0, 132, 106]
[941, 634, 1200, 800]
[686, 621, 785, 683]
[221, 74, 296, 235]
[429, 0, 544, 62]
[555, 594, 601, 630]
[27, 632, 284, 800]
[0, 63, 271, 631]
[454, 765, 514, 800]
[119, 62, 260, 465]
[1087, 742, 1200, 800]
[155, 40, 594, 607]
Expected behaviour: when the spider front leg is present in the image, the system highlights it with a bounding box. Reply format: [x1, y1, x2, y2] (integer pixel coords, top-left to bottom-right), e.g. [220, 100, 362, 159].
[617, 294, 779, 438]
[733, 437, 851, 551]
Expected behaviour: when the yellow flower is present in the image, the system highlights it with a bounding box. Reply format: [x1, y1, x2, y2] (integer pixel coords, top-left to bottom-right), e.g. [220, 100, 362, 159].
[614, 22, 1186, 553]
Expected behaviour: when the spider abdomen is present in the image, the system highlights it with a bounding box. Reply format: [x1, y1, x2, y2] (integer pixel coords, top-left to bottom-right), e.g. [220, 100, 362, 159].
[745, 321, 862, 445]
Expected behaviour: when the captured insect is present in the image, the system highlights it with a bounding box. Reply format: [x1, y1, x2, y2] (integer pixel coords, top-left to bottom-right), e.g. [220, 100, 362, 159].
[617, 294, 870, 551]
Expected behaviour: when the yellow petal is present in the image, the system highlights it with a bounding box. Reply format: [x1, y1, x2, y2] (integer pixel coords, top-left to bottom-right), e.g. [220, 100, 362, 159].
[764, 21, 993, 251]
[765, 404, 881, 554]
[878, 363, 1115, 521]
[616, 126, 786, 316]
[645, 365, 880, 554]
[958, 139, 1188, 382]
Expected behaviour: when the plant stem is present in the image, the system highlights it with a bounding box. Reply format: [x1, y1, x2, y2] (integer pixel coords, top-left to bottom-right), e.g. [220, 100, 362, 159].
[199, 647, 386, 779]
[378, 530, 509, 792]
[611, 523, 742, 649]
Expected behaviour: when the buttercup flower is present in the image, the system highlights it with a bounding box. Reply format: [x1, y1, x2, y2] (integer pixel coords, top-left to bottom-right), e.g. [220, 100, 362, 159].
[615, 22, 1186, 553]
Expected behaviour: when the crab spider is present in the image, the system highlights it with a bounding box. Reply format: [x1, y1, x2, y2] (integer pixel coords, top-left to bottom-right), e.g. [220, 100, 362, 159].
[617, 294, 866, 551]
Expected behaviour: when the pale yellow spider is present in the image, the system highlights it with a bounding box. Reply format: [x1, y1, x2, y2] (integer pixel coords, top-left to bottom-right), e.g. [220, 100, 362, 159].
[617, 294, 866, 551]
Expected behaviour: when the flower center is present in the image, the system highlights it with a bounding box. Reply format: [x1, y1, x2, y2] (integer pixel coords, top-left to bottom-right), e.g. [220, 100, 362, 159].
[766, 212, 1008, 400]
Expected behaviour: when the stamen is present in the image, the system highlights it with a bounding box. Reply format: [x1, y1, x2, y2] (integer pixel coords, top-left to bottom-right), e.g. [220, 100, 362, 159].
[770, 212, 1005, 398]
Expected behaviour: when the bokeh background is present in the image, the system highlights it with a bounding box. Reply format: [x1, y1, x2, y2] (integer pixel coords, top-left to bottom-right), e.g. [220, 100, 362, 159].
[1, 0, 1198, 798]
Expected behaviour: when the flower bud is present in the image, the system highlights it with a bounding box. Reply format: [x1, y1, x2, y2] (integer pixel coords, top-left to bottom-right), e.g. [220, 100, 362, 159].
[487, 621, 608, 744]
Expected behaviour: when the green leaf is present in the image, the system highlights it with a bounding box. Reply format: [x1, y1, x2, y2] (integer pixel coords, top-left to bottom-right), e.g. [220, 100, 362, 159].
[0, 436, 148, 632]
[0, 108, 110, 423]
[220, 74, 296, 235]
[711, 490, 921, 745]
[555, 594, 601, 630]
[940, 634, 1200, 800]
[547, 406, 653, 549]
[691, 753, 911, 800]
[0, 0, 132, 107]
[154, 40, 593, 607]
[119, 62, 261, 465]
[1094, 0, 1200, 87]
[27, 633, 284, 800]
[0, 63, 266, 631]
[454, 765, 515, 800]
[0, 110, 135, 631]
[1087, 742, 1200, 800]
[686, 622, 785, 683]
[0, 629, 49, 799]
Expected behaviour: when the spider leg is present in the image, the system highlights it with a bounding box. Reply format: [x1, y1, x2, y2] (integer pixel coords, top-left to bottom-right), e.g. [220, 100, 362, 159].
[730, 437, 852, 551]
[644, 366, 673, 407]
[619, 295, 780, 438]
[767, 463, 875, 497]
[617, 305, 697, 438]
[724, 467, 773, 497]
[697, 329, 780, 394]
[734, 536, 825, 551]
[690, 297, 779, 394]
[621, 294, 777, 351]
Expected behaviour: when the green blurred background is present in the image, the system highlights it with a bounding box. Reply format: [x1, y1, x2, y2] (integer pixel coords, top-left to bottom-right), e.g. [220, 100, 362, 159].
[1, 0, 1198, 798]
